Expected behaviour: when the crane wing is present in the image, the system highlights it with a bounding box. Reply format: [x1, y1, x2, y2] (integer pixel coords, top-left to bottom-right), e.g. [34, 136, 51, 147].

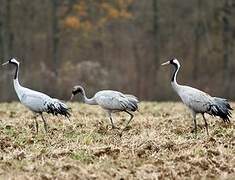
[95, 91, 138, 111]
[20, 93, 49, 112]
[180, 88, 213, 112]
[95, 95, 127, 110]
[124, 94, 139, 103]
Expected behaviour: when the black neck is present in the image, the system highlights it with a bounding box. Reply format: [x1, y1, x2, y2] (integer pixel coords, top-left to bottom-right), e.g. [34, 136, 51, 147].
[171, 63, 178, 82]
[12, 63, 19, 80]
[81, 88, 86, 99]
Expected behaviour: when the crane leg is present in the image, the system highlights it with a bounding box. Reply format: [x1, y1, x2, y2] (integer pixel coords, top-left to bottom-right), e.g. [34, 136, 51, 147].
[192, 112, 197, 135]
[122, 110, 134, 132]
[41, 113, 48, 133]
[108, 111, 118, 129]
[34, 115, 39, 134]
[202, 113, 209, 136]
[110, 117, 116, 129]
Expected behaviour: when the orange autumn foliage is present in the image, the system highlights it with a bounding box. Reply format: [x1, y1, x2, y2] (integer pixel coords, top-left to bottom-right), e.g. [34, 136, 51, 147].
[64, 0, 135, 31]
[107, 8, 119, 19]
[64, 16, 81, 29]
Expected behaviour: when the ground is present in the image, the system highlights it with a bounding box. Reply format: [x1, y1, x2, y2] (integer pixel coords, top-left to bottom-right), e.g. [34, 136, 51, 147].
[0, 102, 234, 180]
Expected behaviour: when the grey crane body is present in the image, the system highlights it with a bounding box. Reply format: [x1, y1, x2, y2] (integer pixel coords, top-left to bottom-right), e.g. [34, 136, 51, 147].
[2, 58, 71, 133]
[162, 58, 232, 135]
[71, 86, 139, 130]
[172, 84, 213, 113]
[94, 90, 138, 112]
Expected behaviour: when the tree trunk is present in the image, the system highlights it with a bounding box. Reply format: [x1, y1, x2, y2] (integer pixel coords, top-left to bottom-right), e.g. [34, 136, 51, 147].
[2, 0, 12, 60]
[51, 0, 59, 77]
[222, 0, 232, 97]
[152, 0, 160, 100]
[0, 15, 3, 61]
[193, 0, 203, 81]
[1, 0, 13, 101]
[133, 42, 144, 99]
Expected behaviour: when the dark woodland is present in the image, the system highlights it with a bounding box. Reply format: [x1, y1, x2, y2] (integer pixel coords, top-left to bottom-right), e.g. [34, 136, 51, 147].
[0, 0, 235, 101]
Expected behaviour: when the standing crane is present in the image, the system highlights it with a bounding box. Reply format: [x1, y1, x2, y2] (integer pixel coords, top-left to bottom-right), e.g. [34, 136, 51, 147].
[70, 85, 139, 131]
[2, 58, 71, 133]
[161, 58, 232, 135]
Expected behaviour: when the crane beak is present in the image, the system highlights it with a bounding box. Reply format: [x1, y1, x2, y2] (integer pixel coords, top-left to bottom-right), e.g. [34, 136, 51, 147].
[70, 94, 74, 101]
[161, 61, 170, 66]
[2, 61, 9, 66]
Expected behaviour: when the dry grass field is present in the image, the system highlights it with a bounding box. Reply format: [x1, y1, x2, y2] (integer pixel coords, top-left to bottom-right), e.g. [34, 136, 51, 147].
[0, 102, 234, 179]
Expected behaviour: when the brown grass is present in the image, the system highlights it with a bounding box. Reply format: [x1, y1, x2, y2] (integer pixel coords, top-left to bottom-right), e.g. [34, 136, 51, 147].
[0, 102, 234, 179]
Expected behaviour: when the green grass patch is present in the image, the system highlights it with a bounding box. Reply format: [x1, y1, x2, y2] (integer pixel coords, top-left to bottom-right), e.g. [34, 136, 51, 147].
[70, 150, 95, 164]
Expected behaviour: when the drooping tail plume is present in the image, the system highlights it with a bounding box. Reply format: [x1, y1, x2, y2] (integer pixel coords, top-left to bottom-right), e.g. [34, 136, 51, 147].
[125, 95, 139, 111]
[46, 99, 71, 118]
[208, 97, 233, 123]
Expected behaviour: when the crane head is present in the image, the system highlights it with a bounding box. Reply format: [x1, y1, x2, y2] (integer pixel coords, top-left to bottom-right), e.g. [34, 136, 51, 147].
[2, 58, 19, 66]
[161, 58, 180, 67]
[70, 85, 84, 100]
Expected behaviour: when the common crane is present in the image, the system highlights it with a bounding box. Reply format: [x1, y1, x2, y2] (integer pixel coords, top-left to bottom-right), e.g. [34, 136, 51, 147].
[70, 85, 139, 131]
[161, 58, 232, 135]
[2, 58, 71, 133]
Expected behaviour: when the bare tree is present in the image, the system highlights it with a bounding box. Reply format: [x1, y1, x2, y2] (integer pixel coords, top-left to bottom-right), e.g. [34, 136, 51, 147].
[152, 0, 160, 99]
[51, 0, 60, 77]
[222, 0, 233, 97]
[1, 0, 13, 60]
[193, 0, 203, 81]
[0, 0, 13, 101]
[0, 10, 3, 61]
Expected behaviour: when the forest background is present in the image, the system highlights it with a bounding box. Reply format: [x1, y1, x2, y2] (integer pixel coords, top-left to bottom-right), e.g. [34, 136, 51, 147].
[0, 0, 234, 101]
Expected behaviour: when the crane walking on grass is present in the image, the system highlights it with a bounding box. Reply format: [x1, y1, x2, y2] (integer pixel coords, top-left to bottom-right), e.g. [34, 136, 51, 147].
[70, 85, 139, 131]
[2, 58, 71, 133]
[161, 58, 232, 135]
